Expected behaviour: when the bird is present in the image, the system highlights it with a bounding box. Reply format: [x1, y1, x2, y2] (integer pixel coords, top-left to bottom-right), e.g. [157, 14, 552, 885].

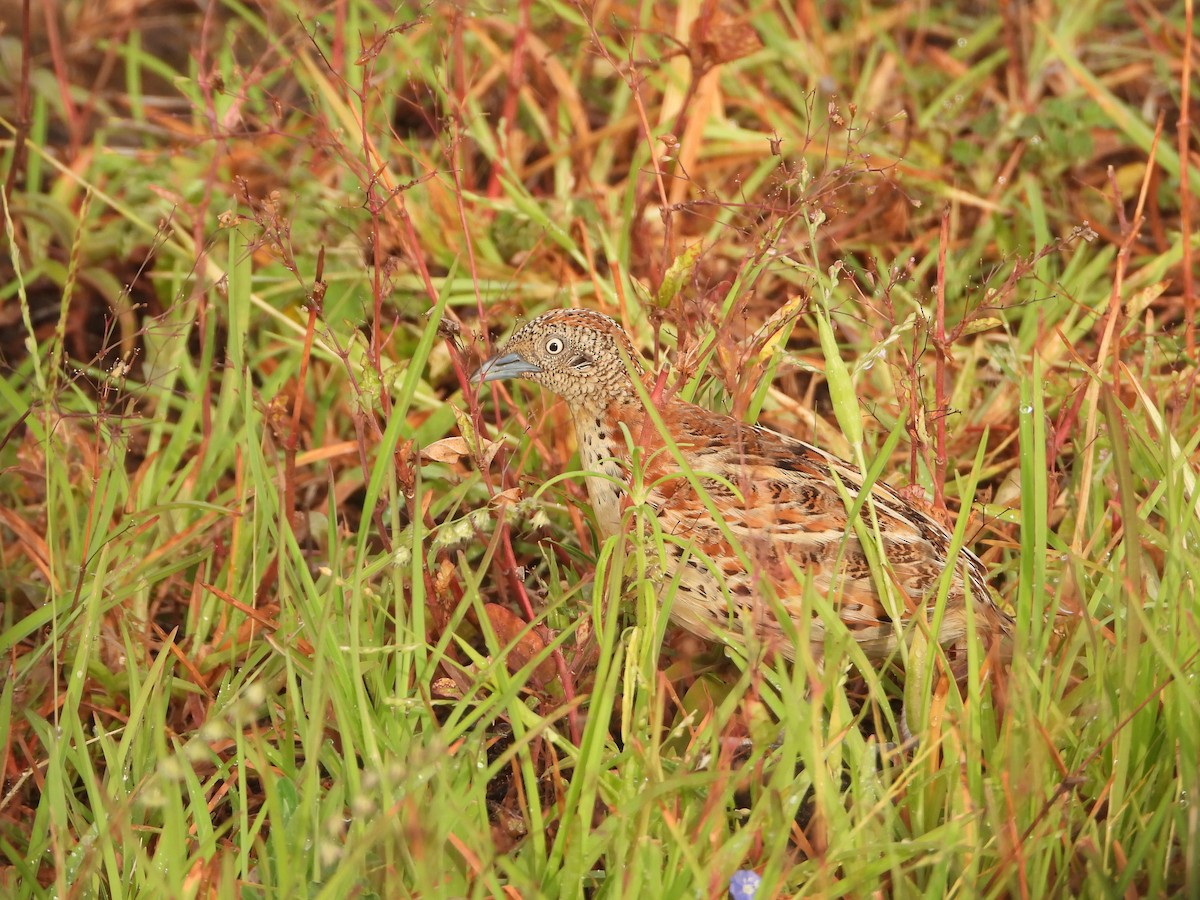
[474, 308, 1013, 704]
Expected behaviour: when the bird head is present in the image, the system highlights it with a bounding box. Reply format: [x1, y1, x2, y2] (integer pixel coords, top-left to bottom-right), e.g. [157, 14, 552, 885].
[473, 309, 644, 407]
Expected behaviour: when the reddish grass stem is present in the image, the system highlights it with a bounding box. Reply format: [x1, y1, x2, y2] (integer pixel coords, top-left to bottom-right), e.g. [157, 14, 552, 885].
[932, 206, 950, 511]
[1180, 0, 1195, 357]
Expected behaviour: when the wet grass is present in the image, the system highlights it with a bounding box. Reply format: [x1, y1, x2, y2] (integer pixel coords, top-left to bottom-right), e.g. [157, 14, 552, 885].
[1, 0, 1197, 896]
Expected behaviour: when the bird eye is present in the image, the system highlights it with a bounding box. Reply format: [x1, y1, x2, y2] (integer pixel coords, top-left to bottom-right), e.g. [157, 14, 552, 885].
[545, 337, 565, 355]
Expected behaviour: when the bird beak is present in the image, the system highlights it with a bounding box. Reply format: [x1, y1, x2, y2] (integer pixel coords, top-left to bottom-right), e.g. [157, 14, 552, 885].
[471, 352, 542, 385]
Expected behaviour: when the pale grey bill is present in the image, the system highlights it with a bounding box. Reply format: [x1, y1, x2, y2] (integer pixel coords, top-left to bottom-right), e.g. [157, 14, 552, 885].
[471, 352, 542, 385]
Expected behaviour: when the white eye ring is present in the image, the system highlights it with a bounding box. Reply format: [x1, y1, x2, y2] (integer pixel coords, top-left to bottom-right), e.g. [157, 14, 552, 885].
[545, 337, 565, 355]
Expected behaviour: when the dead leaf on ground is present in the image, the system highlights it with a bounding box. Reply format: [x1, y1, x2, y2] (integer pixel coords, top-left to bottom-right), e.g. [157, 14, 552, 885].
[481, 603, 557, 687]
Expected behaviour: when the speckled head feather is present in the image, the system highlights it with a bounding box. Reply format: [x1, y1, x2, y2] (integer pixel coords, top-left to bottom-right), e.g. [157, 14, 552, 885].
[474, 309, 644, 410]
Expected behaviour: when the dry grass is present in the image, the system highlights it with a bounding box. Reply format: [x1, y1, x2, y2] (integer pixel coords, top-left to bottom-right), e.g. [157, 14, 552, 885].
[1, 0, 1198, 896]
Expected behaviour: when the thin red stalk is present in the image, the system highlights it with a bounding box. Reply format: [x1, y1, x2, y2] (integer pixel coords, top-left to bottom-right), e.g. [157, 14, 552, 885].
[355, 33, 388, 384]
[487, 0, 533, 199]
[331, 0, 347, 74]
[193, 0, 226, 453]
[4, 0, 31, 198]
[579, 6, 675, 282]
[1181, 0, 1195, 356]
[906, 297, 924, 485]
[284, 248, 325, 532]
[446, 123, 490, 341]
[932, 207, 950, 511]
[39, 2, 81, 153]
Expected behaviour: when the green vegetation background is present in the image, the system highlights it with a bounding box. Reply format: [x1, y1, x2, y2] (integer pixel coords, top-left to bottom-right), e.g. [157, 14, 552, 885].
[1, 1, 1197, 896]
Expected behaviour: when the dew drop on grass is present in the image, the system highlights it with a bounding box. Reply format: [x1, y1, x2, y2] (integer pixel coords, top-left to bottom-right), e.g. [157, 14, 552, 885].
[1019, 404, 1034, 414]
[957, 38, 967, 47]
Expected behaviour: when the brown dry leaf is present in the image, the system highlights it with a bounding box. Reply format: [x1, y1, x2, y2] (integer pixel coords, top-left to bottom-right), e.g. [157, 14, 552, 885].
[421, 435, 502, 466]
[421, 436, 472, 463]
[490, 487, 523, 506]
[433, 557, 458, 596]
[689, 7, 763, 69]
[450, 404, 504, 470]
[481, 603, 556, 687]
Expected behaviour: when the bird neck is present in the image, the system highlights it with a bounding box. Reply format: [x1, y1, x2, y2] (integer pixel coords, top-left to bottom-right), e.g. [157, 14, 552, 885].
[567, 397, 642, 537]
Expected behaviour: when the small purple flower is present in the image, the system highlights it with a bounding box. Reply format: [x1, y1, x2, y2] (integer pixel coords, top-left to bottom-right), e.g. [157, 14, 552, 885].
[729, 869, 762, 899]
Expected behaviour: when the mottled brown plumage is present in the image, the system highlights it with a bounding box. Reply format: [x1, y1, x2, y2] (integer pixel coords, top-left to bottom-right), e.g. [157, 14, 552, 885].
[476, 308, 1013, 675]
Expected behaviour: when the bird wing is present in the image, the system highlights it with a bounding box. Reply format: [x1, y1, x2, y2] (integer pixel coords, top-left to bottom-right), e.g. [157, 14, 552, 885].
[632, 401, 1002, 657]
